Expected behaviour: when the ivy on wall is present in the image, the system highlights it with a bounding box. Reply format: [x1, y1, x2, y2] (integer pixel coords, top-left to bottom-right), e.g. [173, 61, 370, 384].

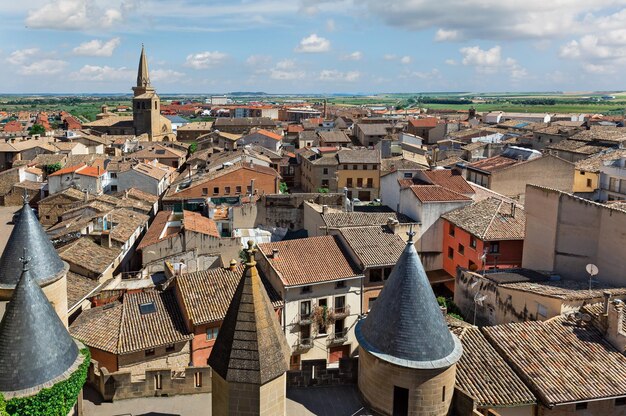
[0, 348, 90, 416]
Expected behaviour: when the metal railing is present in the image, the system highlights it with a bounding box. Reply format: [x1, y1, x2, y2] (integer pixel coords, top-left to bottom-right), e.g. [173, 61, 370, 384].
[293, 337, 314, 352]
[298, 312, 313, 325]
[326, 329, 349, 346]
[331, 305, 350, 318]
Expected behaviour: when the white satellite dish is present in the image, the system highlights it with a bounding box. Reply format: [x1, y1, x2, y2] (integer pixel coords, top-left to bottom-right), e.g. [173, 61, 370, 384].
[586, 264, 599, 276]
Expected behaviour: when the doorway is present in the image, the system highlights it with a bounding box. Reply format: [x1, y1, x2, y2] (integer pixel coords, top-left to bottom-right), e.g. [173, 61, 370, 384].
[393, 386, 409, 416]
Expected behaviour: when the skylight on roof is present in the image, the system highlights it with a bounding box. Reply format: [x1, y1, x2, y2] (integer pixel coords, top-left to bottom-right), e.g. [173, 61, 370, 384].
[139, 302, 156, 315]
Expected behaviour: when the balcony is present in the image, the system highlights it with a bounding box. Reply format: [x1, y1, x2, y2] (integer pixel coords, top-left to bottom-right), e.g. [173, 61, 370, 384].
[293, 337, 314, 352]
[331, 305, 350, 319]
[326, 329, 349, 346]
[298, 313, 313, 325]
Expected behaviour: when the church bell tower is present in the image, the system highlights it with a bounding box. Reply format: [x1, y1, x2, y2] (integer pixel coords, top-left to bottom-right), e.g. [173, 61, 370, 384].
[132, 45, 162, 141]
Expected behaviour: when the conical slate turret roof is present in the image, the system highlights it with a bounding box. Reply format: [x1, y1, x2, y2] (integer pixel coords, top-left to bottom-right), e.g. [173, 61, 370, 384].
[356, 232, 462, 369]
[208, 241, 290, 384]
[0, 254, 79, 393]
[0, 202, 66, 287]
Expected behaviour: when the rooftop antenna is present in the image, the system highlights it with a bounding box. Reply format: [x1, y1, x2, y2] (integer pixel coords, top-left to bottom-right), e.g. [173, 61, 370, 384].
[473, 292, 487, 325]
[480, 249, 488, 277]
[586, 263, 599, 294]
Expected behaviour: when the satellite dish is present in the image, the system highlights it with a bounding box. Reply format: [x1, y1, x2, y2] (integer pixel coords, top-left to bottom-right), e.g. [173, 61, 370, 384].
[586, 264, 599, 276]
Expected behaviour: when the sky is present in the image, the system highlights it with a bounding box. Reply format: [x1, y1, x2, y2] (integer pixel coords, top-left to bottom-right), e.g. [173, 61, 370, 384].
[2, 0, 626, 94]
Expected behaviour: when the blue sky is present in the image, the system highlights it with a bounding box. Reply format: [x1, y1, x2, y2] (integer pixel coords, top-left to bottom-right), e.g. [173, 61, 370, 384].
[2, 0, 626, 94]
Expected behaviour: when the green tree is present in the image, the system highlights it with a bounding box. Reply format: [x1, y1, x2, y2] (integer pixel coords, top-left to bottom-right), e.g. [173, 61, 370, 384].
[188, 142, 198, 154]
[43, 162, 62, 175]
[279, 182, 288, 193]
[29, 124, 46, 135]
[317, 188, 329, 194]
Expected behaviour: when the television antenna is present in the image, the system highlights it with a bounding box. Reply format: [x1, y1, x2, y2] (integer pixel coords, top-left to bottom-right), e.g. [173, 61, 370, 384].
[480, 249, 488, 277]
[586, 263, 599, 293]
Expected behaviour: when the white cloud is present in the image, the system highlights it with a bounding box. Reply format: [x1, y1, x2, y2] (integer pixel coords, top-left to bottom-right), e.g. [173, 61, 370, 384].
[185, 51, 227, 69]
[20, 60, 68, 75]
[151, 69, 185, 82]
[400, 55, 412, 64]
[383, 54, 397, 61]
[70, 65, 133, 81]
[559, 29, 626, 74]
[445, 59, 458, 65]
[342, 51, 363, 61]
[459, 45, 528, 79]
[73, 38, 121, 57]
[6, 48, 68, 75]
[7, 48, 39, 65]
[246, 54, 272, 66]
[319, 69, 360, 82]
[435, 29, 460, 42]
[400, 68, 441, 80]
[270, 59, 305, 80]
[25, 0, 131, 30]
[295, 34, 330, 53]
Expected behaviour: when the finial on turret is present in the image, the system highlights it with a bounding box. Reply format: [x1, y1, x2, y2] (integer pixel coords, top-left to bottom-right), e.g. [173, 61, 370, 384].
[245, 240, 257, 266]
[407, 224, 416, 243]
[19, 247, 31, 272]
[22, 188, 29, 205]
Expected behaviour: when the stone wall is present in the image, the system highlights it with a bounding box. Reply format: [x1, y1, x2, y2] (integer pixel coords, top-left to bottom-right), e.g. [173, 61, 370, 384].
[286, 358, 358, 388]
[256, 193, 344, 231]
[88, 359, 211, 401]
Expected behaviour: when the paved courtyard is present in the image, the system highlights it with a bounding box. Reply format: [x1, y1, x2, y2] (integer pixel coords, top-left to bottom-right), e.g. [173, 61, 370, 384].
[83, 385, 372, 416]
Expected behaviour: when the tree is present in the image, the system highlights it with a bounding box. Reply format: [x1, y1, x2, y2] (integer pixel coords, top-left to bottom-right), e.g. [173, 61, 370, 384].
[188, 142, 198, 154]
[317, 188, 329, 194]
[43, 162, 62, 175]
[279, 182, 288, 193]
[29, 124, 46, 136]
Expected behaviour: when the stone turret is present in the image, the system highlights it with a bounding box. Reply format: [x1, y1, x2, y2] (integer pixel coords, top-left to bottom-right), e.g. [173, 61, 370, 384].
[0, 252, 82, 401]
[0, 201, 69, 325]
[356, 230, 462, 416]
[209, 241, 290, 416]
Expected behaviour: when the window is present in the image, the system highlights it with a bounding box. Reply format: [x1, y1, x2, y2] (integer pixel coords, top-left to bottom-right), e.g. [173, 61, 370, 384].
[247, 185, 253, 194]
[366, 178, 373, 188]
[403, 172, 412, 179]
[110, 172, 117, 178]
[154, 374, 162, 390]
[537, 303, 548, 319]
[110, 185, 118, 192]
[586, 178, 592, 188]
[145, 348, 155, 357]
[615, 398, 626, 406]
[334, 318, 345, 336]
[384, 267, 392, 280]
[236, 186, 242, 194]
[300, 323, 311, 340]
[318, 298, 328, 333]
[45, 215, 50, 220]
[575, 403, 588, 411]
[352, 165, 358, 170]
[449, 224, 455, 237]
[224, 186, 231, 194]
[300, 301, 311, 318]
[458, 243, 465, 255]
[321, 179, 329, 188]
[448, 247, 454, 259]
[301, 285, 312, 294]
[347, 178, 353, 187]
[212, 187, 219, 195]
[206, 327, 219, 340]
[470, 236, 477, 249]
[442, 386, 446, 402]
[357, 178, 363, 187]
[369, 268, 382, 282]
[139, 302, 156, 315]
[202, 188, 209, 195]
[335, 280, 346, 289]
[323, 168, 328, 175]
[362, 164, 367, 170]
[490, 242, 500, 253]
[334, 296, 346, 314]
[194, 372, 203, 388]
[166, 344, 175, 353]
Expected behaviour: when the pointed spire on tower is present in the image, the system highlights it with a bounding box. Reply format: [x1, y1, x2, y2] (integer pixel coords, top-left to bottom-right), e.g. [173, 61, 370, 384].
[137, 44, 151, 88]
[208, 240, 290, 384]
[0, 248, 79, 393]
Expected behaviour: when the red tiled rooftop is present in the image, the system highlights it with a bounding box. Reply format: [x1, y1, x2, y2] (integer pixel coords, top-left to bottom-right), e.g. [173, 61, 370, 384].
[409, 185, 472, 203]
[256, 129, 283, 141]
[423, 170, 475, 195]
[48, 163, 87, 177]
[409, 118, 439, 128]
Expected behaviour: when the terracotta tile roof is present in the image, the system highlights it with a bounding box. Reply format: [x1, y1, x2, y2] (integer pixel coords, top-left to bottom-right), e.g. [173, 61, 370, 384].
[137, 210, 175, 250]
[287, 124, 304, 133]
[3, 120, 24, 133]
[409, 185, 471, 203]
[339, 226, 406, 267]
[322, 211, 415, 228]
[130, 162, 170, 180]
[422, 170, 475, 194]
[409, 117, 439, 128]
[77, 165, 105, 178]
[109, 208, 148, 243]
[442, 197, 525, 240]
[48, 163, 87, 177]
[66, 271, 101, 310]
[255, 129, 283, 141]
[318, 130, 351, 144]
[121, 187, 159, 204]
[182, 210, 219, 237]
[258, 235, 361, 286]
[130, 144, 186, 160]
[70, 290, 192, 354]
[483, 318, 626, 406]
[499, 280, 626, 300]
[467, 155, 521, 173]
[571, 128, 626, 143]
[176, 264, 283, 326]
[337, 148, 380, 164]
[435, 156, 465, 167]
[455, 326, 536, 407]
[58, 237, 120, 276]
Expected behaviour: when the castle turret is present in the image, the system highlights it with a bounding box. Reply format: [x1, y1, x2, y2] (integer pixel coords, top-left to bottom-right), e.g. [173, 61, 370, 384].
[356, 231, 462, 416]
[209, 241, 290, 416]
[0, 253, 84, 410]
[0, 201, 69, 325]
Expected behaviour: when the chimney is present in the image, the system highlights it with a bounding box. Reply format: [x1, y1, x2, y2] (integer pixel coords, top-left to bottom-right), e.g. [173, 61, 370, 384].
[272, 248, 279, 259]
[84, 189, 89, 202]
[100, 231, 112, 248]
[606, 299, 626, 352]
[228, 259, 237, 271]
[604, 291, 612, 315]
[510, 202, 516, 217]
[249, 179, 255, 197]
[386, 217, 399, 233]
[322, 204, 328, 215]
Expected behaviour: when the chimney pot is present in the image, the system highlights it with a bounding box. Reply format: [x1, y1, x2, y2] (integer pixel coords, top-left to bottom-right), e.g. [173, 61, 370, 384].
[604, 291, 612, 314]
[272, 248, 279, 259]
[229, 259, 237, 271]
[322, 204, 328, 214]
